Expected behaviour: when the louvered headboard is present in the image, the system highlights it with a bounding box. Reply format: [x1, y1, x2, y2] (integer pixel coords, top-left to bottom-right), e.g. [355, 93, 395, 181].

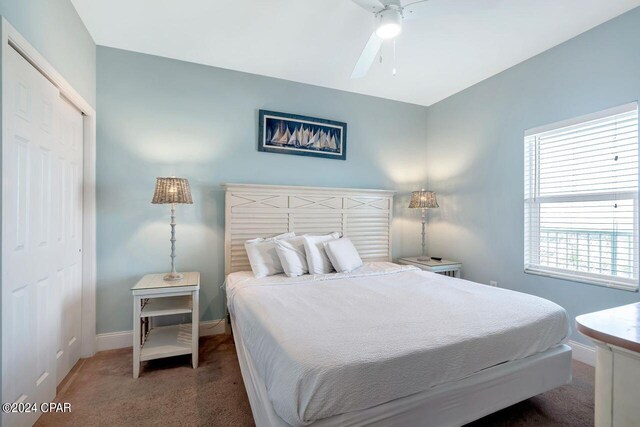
[223, 183, 395, 274]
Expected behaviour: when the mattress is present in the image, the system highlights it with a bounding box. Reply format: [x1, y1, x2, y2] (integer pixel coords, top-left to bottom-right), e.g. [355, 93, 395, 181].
[227, 263, 570, 427]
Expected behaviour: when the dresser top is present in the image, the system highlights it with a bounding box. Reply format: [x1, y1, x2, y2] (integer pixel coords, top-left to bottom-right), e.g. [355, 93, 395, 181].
[132, 272, 200, 291]
[398, 257, 461, 267]
[576, 302, 640, 353]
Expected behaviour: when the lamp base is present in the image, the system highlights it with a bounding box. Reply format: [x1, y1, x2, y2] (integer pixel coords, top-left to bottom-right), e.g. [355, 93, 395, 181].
[417, 256, 430, 261]
[163, 272, 184, 282]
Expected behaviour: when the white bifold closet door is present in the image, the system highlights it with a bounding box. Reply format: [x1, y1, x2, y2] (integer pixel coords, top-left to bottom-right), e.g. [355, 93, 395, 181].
[2, 46, 83, 427]
[54, 96, 83, 385]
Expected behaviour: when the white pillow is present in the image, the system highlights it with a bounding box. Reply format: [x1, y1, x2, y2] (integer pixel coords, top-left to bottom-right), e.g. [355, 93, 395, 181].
[323, 238, 363, 273]
[275, 236, 308, 277]
[244, 232, 295, 278]
[303, 232, 341, 274]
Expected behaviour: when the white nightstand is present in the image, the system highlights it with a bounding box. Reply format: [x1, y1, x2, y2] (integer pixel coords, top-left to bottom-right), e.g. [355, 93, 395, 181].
[397, 257, 462, 278]
[131, 272, 200, 378]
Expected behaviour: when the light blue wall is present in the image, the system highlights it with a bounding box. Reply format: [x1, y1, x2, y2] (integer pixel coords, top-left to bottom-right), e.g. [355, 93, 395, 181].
[96, 47, 428, 334]
[0, 0, 96, 107]
[425, 7, 640, 345]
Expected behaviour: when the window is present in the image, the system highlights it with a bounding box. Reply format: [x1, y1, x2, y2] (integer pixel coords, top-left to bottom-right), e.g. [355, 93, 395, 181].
[524, 103, 639, 291]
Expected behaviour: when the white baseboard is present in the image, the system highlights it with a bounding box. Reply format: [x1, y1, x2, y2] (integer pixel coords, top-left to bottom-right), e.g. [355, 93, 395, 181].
[96, 330, 132, 352]
[569, 339, 595, 367]
[96, 319, 226, 352]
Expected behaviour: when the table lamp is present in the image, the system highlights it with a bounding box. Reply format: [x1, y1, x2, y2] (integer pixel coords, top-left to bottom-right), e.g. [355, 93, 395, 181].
[152, 177, 193, 281]
[408, 189, 439, 261]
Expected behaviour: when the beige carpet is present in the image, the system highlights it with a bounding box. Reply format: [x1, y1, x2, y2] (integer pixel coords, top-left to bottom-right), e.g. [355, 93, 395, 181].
[37, 335, 594, 427]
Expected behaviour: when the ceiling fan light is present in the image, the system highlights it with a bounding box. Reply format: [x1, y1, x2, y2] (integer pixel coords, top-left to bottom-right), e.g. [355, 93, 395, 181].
[376, 23, 401, 39]
[375, 9, 402, 40]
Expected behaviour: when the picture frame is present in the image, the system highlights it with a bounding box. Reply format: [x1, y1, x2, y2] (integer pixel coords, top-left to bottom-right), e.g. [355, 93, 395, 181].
[258, 110, 347, 160]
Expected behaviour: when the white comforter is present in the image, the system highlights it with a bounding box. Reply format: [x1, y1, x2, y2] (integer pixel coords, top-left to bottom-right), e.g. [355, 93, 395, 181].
[227, 263, 569, 427]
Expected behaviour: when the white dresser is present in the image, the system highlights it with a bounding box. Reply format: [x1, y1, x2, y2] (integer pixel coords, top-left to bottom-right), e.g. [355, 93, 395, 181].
[576, 303, 640, 427]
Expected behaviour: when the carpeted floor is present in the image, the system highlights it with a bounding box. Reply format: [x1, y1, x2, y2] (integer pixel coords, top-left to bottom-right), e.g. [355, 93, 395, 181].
[36, 335, 594, 427]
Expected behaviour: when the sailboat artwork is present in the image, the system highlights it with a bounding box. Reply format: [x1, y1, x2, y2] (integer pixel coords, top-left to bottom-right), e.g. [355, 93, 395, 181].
[258, 110, 347, 160]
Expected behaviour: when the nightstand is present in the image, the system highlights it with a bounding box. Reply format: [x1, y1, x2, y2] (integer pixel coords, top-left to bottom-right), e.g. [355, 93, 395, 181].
[131, 272, 200, 378]
[397, 257, 462, 278]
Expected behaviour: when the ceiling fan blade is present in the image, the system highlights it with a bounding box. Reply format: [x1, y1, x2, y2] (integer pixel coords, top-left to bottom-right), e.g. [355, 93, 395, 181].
[351, 32, 383, 79]
[402, 0, 430, 20]
[352, 0, 385, 13]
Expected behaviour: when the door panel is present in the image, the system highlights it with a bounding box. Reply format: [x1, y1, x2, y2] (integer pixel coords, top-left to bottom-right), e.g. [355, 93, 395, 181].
[2, 46, 84, 427]
[55, 98, 83, 383]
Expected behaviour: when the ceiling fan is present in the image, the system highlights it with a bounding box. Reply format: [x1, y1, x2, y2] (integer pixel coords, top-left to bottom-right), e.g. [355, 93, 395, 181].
[351, 0, 430, 78]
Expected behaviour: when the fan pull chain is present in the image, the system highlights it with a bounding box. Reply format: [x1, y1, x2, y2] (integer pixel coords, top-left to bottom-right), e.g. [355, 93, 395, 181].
[392, 40, 397, 76]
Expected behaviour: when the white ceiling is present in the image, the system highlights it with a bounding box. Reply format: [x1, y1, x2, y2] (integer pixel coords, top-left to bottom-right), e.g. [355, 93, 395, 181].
[71, 0, 640, 106]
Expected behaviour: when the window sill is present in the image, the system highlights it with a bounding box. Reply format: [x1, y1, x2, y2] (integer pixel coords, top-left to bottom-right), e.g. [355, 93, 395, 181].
[524, 268, 639, 293]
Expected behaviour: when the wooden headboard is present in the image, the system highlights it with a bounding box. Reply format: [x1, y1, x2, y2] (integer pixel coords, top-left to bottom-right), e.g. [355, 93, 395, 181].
[223, 183, 395, 274]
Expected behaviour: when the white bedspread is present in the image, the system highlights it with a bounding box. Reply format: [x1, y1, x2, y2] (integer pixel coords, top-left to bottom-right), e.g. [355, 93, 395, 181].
[227, 263, 569, 427]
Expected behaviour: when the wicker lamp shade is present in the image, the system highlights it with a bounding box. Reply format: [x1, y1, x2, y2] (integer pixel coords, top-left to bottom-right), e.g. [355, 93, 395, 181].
[151, 177, 193, 205]
[408, 190, 438, 209]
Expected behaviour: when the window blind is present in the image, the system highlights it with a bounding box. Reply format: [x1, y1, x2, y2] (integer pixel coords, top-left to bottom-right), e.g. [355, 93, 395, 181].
[524, 103, 639, 291]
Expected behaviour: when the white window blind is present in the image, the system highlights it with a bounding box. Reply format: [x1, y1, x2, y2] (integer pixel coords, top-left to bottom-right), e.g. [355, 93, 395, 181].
[524, 103, 639, 291]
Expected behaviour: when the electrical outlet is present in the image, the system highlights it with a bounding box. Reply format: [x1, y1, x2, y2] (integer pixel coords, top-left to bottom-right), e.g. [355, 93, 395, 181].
[490, 281, 498, 287]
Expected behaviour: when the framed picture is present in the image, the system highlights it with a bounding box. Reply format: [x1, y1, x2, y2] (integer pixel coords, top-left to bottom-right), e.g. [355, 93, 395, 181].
[258, 110, 347, 160]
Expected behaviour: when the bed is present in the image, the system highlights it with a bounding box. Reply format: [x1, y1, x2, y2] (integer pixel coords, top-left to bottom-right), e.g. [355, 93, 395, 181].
[223, 183, 572, 427]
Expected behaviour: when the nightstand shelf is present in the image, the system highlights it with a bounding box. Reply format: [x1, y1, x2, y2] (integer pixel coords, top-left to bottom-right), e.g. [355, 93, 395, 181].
[397, 257, 462, 278]
[140, 324, 193, 362]
[141, 296, 193, 317]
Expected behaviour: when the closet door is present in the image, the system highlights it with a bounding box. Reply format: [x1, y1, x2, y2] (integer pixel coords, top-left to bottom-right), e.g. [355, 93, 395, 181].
[2, 45, 83, 427]
[54, 97, 84, 385]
